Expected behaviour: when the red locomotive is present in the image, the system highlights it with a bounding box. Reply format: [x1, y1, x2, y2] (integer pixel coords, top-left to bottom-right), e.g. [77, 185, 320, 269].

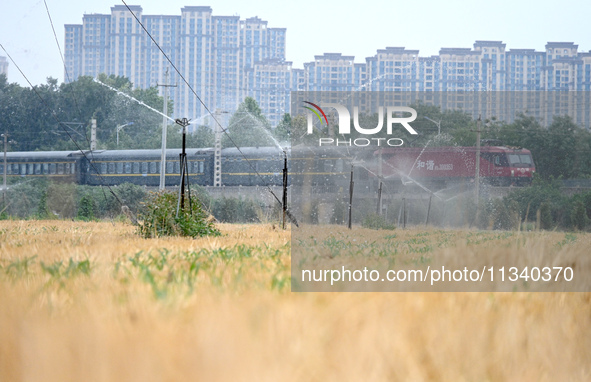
[376, 144, 535, 188]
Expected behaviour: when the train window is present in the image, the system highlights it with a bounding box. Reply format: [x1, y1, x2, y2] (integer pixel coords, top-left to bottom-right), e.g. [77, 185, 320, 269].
[174, 162, 180, 174]
[124, 162, 132, 174]
[199, 161, 204, 173]
[166, 162, 174, 174]
[28, 163, 34, 174]
[108, 163, 115, 174]
[116, 163, 123, 174]
[43, 163, 49, 174]
[64, 163, 70, 174]
[149, 162, 157, 174]
[335, 159, 344, 172]
[20, 164, 27, 175]
[132, 162, 140, 174]
[141, 162, 148, 174]
[49, 163, 56, 175]
[57, 163, 64, 175]
[100, 163, 107, 174]
[508, 154, 520, 164]
[34, 163, 41, 175]
[71, 163, 76, 174]
[519, 155, 532, 165]
[494, 156, 501, 166]
[0, 164, 3, 174]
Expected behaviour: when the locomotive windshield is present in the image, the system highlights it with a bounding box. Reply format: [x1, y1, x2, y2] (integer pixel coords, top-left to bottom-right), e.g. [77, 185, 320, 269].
[507, 154, 533, 167]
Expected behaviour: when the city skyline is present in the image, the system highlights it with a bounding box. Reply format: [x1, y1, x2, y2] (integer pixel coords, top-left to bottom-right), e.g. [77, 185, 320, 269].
[1, 0, 591, 87]
[61, 4, 591, 128]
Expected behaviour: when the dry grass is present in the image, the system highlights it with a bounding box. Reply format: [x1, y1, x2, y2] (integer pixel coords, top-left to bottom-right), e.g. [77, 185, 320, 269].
[0, 220, 590, 381]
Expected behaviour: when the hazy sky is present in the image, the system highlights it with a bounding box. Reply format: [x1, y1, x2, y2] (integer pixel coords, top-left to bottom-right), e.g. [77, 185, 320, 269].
[1, 0, 590, 87]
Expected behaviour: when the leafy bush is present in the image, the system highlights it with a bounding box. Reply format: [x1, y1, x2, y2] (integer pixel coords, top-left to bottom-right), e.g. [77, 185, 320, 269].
[211, 197, 261, 223]
[137, 191, 220, 238]
[77, 194, 96, 221]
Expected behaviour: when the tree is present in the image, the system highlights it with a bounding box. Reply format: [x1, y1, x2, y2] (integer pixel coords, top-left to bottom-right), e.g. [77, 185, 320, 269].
[274, 113, 291, 142]
[223, 97, 275, 147]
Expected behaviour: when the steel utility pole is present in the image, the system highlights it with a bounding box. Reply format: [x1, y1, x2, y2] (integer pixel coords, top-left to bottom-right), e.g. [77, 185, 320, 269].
[158, 69, 177, 191]
[90, 119, 97, 150]
[211, 109, 229, 187]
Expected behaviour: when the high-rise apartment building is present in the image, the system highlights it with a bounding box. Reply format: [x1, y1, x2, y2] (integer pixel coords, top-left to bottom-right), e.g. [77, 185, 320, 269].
[65, 7, 590, 130]
[65, 5, 287, 130]
[0, 56, 8, 77]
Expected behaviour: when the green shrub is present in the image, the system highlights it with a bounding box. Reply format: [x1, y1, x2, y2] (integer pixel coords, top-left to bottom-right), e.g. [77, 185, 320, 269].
[77, 194, 96, 221]
[571, 200, 589, 231]
[137, 191, 220, 238]
[211, 197, 260, 223]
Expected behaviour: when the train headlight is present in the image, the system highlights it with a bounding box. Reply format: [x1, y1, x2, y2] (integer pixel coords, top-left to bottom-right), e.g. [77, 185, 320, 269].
[511, 170, 515, 177]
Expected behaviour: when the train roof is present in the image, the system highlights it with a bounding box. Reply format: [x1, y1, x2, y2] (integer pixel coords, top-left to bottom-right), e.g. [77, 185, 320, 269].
[84, 148, 214, 159]
[379, 146, 532, 154]
[220, 146, 287, 157]
[5, 150, 78, 159]
[4, 148, 216, 160]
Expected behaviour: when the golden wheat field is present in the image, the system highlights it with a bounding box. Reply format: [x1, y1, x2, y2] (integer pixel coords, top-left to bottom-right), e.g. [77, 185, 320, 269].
[1, 220, 590, 381]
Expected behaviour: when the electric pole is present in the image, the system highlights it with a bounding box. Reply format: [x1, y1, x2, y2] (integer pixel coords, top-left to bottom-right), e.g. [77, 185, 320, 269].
[158, 69, 177, 190]
[90, 119, 97, 151]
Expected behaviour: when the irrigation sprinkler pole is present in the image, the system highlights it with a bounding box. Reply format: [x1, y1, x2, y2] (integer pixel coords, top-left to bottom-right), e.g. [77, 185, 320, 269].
[348, 165, 354, 229]
[282, 151, 288, 230]
[425, 193, 432, 226]
[376, 181, 383, 215]
[403, 198, 407, 229]
[2, 133, 7, 206]
[377, 148, 383, 215]
[175, 118, 190, 213]
[475, 115, 482, 204]
[158, 69, 177, 191]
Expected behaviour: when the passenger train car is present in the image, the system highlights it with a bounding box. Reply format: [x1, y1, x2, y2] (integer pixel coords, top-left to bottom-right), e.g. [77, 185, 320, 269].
[0, 145, 535, 190]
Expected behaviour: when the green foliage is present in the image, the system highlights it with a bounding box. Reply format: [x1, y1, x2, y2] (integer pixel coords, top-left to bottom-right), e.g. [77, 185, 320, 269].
[485, 199, 519, 230]
[223, 97, 275, 147]
[36, 190, 51, 219]
[500, 177, 591, 231]
[570, 200, 590, 231]
[0, 74, 166, 152]
[274, 113, 292, 142]
[211, 197, 261, 223]
[137, 191, 220, 239]
[362, 213, 396, 230]
[77, 195, 96, 221]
